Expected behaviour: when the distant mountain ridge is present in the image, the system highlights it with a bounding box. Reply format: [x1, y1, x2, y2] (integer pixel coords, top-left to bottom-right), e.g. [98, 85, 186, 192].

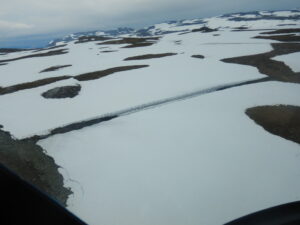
[48, 9, 300, 46]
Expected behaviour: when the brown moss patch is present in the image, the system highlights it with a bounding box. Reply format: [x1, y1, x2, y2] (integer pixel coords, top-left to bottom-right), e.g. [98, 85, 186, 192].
[124, 53, 177, 61]
[75, 36, 112, 44]
[0, 49, 69, 64]
[97, 37, 160, 48]
[42, 85, 81, 99]
[0, 76, 72, 95]
[40, 65, 72, 73]
[123, 42, 155, 48]
[100, 50, 118, 53]
[221, 43, 300, 83]
[24, 115, 118, 143]
[32, 44, 67, 53]
[260, 29, 300, 35]
[233, 26, 249, 30]
[75, 65, 149, 81]
[246, 105, 300, 144]
[192, 26, 218, 33]
[253, 34, 300, 42]
[191, 55, 205, 59]
[0, 48, 30, 53]
[0, 130, 72, 206]
[0, 65, 149, 95]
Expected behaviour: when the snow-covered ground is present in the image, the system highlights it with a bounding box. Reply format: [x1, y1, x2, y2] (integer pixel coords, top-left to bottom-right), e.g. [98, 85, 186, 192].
[0, 30, 273, 139]
[39, 81, 300, 225]
[273, 52, 300, 73]
[0, 9, 300, 225]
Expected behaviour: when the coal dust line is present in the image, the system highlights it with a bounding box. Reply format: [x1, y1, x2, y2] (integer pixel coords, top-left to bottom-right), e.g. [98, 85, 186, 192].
[23, 77, 272, 143]
[117, 77, 271, 117]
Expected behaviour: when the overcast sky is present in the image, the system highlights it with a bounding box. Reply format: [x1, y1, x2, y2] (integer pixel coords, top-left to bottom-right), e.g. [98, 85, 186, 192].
[0, 0, 299, 40]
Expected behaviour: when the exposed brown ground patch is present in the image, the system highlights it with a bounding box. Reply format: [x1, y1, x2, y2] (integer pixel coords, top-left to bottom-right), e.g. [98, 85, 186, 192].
[0, 65, 149, 95]
[75, 35, 112, 44]
[246, 105, 300, 145]
[0, 76, 71, 95]
[231, 29, 274, 32]
[0, 49, 68, 64]
[75, 65, 149, 81]
[191, 55, 205, 59]
[192, 26, 218, 33]
[124, 53, 177, 61]
[0, 48, 30, 53]
[278, 24, 297, 27]
[32, 44, 67, 53]
[97, 37, 160, 48]
[42, 85, 81, 99]
[233, 26, 249, 30]
[40, 65, 72, 73]
[0, 130, 72, 206]
[254, 34, 300, 42]
[100, 50, 118, 53]
[221, 43, 300, 83]
[123, 42, 154, 48]
[260, 28, 300, 35]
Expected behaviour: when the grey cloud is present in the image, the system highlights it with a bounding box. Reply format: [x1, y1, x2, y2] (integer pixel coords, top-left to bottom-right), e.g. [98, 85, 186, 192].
[0, 0, 299, 39]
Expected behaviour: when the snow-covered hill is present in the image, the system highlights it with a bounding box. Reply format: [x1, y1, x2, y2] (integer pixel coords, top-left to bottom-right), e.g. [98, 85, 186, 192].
[1, 10, 300, 225]
[49, 10, 300, 46]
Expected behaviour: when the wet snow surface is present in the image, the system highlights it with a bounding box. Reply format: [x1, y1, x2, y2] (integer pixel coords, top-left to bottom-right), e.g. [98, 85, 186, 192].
[1, 10, 300, 225]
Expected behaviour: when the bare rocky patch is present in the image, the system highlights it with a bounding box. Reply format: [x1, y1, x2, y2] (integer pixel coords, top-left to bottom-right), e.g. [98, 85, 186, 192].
[32, 44, 67, 53]
[100, 50, 118, 53]
[0, 48, 31, 54]
[231, 29, 274, 32]
[24, 115, 118, 143]
[74, 65, 149, 81]
[191, 55, 205, 59]
[42, 85, 81, 99]
[0, 76, 72, 95]
[123, 42, 155, 48]
[277, 24, 297, 27]
[246, 105, 300, 145]
[97, 37, 160, 48]
[221, 43, 300, 83]
[40, 65, 72, 73]
[0, 65, 149, 95]
[233, 26, 249, 30]
[124, 53, 177, 61]
[75, 36, 112, 44]
[253, 34, 300, 42]
[0, 49, 69, 64]
[260, 28, 300, 35]
[0, 129, 72, 206]
[192, 26, 218, 33]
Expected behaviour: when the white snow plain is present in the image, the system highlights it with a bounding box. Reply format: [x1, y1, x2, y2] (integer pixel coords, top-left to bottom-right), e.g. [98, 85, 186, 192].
[39, 81, 300, 225]
[1, 10, 300, 225]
